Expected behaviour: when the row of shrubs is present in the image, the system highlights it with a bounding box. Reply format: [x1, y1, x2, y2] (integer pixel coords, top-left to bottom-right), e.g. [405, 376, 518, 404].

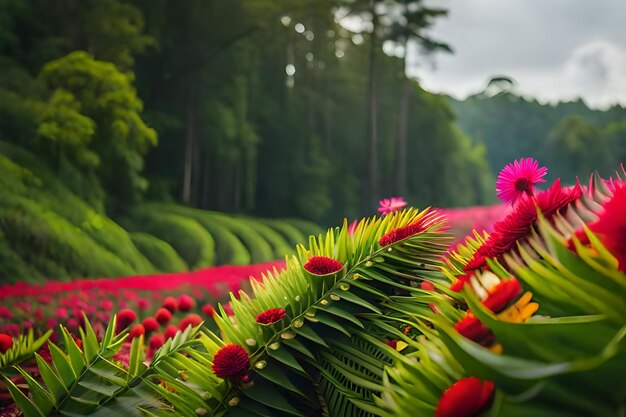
[0, 143, 322, 283]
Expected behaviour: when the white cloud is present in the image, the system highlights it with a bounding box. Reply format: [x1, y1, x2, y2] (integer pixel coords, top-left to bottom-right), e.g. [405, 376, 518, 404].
[410, 0, 626, 108]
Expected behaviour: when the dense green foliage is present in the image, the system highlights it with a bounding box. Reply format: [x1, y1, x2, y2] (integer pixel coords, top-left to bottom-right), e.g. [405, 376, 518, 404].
[450, 92, 626, 182]
[0, 0, 496, 228]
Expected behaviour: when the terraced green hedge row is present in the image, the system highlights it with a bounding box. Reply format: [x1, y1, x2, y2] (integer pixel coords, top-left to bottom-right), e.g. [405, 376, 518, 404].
[0, 143, 323, 282]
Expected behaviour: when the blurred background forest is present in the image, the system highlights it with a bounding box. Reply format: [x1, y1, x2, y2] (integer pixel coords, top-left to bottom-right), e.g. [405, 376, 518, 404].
[1, 0, 625, 282]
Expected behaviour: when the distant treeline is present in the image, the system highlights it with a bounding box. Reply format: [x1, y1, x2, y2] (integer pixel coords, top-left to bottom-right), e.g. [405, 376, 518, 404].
[450, 92, 626, 182]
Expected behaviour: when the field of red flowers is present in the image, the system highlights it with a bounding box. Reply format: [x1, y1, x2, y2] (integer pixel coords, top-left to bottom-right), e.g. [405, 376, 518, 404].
[0, 206, 503, 340]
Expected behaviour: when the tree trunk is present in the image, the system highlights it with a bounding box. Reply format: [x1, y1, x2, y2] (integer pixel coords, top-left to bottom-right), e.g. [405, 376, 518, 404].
[395, 78, 411, 196]
[365, 14, 379, 209]
[182, 82, 195, 204]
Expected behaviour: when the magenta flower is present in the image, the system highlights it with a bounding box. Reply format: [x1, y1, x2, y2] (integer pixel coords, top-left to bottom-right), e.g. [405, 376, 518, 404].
[496, 158, 547, 205]
[378, 197, 407, 215]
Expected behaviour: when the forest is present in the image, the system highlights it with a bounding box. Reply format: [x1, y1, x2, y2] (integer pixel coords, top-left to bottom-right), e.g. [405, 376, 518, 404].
[0, 0, 624, 282]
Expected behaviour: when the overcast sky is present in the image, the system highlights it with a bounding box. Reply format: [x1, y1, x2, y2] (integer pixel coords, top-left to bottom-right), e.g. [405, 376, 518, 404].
[407, 0, 626, 109]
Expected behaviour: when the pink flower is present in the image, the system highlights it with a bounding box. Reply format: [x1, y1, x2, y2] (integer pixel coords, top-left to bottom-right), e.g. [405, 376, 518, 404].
[348, 220, 358, 236]
[378, 197, 407, 215]
[496, 158, 547, 205]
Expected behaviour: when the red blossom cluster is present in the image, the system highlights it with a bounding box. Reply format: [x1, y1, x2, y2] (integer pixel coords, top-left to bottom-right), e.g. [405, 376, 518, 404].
[0, 262, 284, 363]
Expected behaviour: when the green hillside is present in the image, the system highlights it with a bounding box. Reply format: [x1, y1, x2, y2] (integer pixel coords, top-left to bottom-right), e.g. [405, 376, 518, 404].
[0, 143, 321, 283]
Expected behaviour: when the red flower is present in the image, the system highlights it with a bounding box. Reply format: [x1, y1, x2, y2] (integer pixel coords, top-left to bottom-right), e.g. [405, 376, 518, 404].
[0, 334, 13, 353]
[116, 309, 137, 333]
[142, 317, 159, 333]
[450, 274, 471, 292]
[129, 324, 145, 339]
[211, 344, 250, 379]
[256, 308, 287, 325]
[164, 325, 178, 340]
[466, 179, 582, 269]
[585, 186, 626, 271]
[223, 303, 234, 317]
[482, 279, 522, 313]
[55, 307, 68, 319]
[496, 158, 547, 205]
[179, 314, 203, 330]
[385, 340, 398, 349]
[100, 300, 114, 311]
[420, 281, 436, 291]
[0, 306, 13, 319]
[303, 256, 343, 275]
[379, 222, 424, 247]
[454, 313, 494, 346]
[137, 298, 149, 310]
[155, 308, 173, 325]
[178, 295, 195, 312]
[162, 297, 178, 313]
[436, 377, 495, 417]
[149, 334, 165, 351]
[201, 304, 216, 317]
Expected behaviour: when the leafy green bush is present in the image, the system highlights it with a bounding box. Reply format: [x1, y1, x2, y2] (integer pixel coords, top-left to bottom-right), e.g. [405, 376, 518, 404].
[154, 205, 251, 265]
[202, 213, 274, 263]
[129, 232, 188, 272]
[237, 217, 292, 259]
[124, 209, 215, 269]
[260, 219, 307, 246]
[0, 195, 135, 281]
[0, 143, 156, 276]
[283, 218, 324, 238]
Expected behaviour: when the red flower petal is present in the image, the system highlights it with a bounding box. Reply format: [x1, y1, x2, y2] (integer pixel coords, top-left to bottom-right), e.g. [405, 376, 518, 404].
[379, 222, 424, 247]
[211, 344, 250, 379]
[303, 256, 343, 275]
[0, 334, 13, 353]
[587, 186, 626, 271]
[201, 304, 216, 317]
[436, 377, 495, 417]
[255, 308, 287, 325]
[421, 281, 436, 291]
[454, 313, 493, 346]
[482, 279, 522, 313]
